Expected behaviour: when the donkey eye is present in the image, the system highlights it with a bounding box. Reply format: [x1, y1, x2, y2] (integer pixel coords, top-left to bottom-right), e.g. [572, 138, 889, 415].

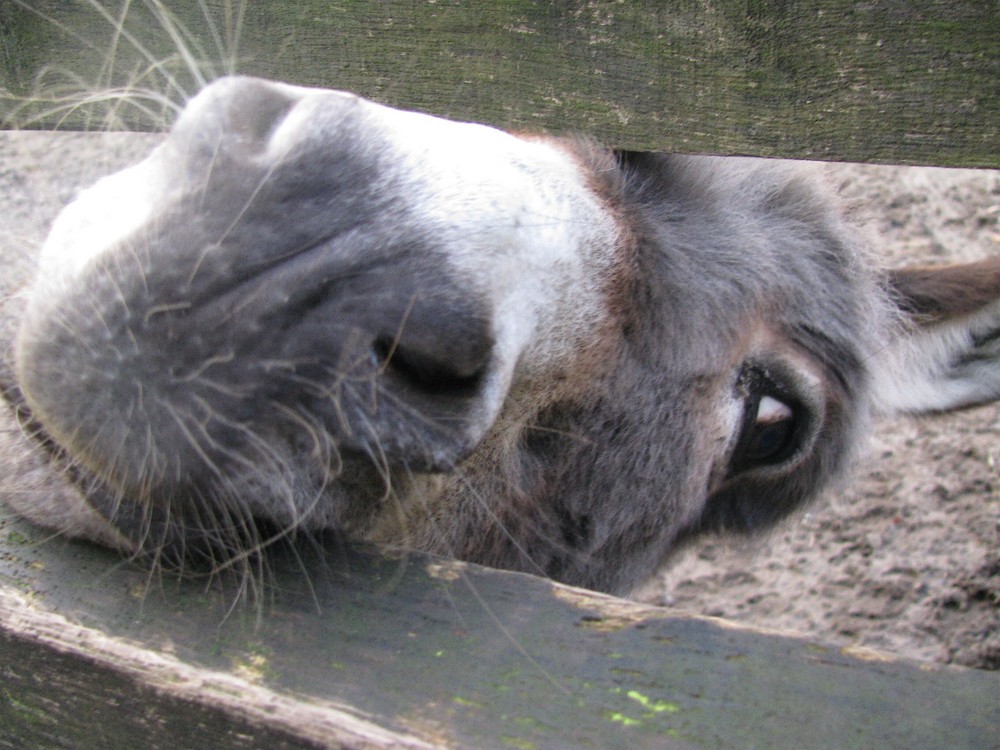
[731, 367, 803, 473]
[744, 395, 797, 464]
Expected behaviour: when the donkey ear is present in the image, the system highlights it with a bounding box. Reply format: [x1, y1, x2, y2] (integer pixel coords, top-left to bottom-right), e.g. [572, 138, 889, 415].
[870, 257, 1000, 415]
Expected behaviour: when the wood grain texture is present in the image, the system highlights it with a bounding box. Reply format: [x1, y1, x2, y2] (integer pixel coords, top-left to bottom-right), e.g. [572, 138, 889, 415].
[1, 1, 996, 165]
[1, 514, 997, 749]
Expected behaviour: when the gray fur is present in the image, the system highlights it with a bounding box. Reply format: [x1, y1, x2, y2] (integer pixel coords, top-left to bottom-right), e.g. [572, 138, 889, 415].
[4, 78, 999, 595]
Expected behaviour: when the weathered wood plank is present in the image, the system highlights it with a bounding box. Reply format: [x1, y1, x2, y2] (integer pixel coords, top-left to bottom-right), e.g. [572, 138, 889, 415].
[1, 1, 996, 165]
[1, 513, 998, 750]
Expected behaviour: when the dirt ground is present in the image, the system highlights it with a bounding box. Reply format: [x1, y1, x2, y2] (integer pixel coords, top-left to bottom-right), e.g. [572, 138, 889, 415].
[1, 131, 998, 670]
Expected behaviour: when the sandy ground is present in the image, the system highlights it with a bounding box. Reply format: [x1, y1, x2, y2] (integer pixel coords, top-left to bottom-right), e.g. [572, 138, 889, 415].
[1, 131, 997, 669]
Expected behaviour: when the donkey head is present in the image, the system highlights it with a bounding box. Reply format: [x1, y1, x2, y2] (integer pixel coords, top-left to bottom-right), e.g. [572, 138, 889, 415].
[10, 77, 1000, 593]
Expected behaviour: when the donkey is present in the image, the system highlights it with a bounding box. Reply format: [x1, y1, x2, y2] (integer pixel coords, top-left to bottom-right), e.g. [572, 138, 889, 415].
[5, 77, 1000, 595]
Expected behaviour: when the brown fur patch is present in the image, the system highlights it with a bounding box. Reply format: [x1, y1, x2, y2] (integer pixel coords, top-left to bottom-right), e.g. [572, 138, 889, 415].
[888, 256, 1000, 324]
[561, 139, 643, 332]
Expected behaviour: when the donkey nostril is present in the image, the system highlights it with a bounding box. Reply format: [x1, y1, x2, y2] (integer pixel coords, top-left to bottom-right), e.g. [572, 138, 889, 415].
[373, 336, 484, 396]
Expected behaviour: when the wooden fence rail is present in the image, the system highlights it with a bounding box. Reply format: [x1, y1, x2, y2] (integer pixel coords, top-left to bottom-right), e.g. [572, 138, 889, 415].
[1, 1, 997, 165]
[2, 514, 997, 750]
